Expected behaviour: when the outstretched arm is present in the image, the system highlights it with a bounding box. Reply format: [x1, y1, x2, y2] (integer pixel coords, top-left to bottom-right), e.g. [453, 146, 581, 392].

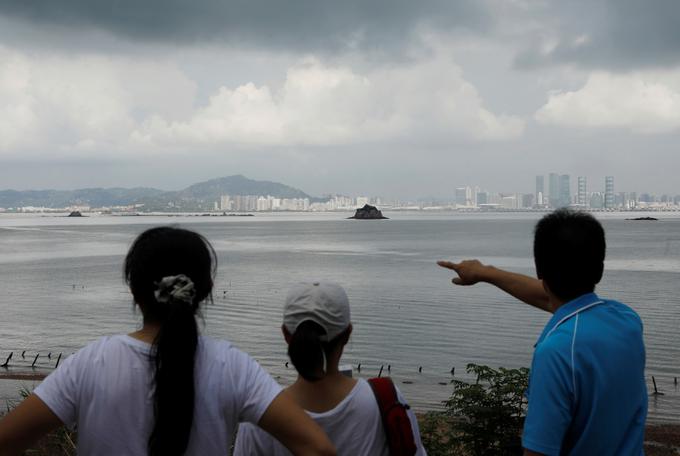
[437, 260, 552, 313]
[258, 390, 336, 456]
[0, 394, 64, 456]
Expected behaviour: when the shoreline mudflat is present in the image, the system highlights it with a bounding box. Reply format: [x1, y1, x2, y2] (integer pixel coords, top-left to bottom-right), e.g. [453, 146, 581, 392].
[0, 372, 48, 381]
[644, 425, 680, 455]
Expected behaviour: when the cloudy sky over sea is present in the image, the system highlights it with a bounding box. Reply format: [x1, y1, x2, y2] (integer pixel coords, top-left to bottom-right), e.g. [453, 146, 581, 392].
[1, 0, 679, 197]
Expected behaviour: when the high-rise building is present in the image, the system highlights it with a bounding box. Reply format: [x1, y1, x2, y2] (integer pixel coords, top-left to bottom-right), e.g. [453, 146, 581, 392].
[577, 176, 587, 207]
[220, 195, 232, 211]
[500, 194, 519, 209]
[548, 173, 560, 208]
[535, 176, 545, 207]
[455, 187, 470, 206]
[605, 176, 615, 209]
[559, 174, 571, 207]
[590, 192, 604, 209]
[617, 192, 627, 208]
[256, 196, 271, 211]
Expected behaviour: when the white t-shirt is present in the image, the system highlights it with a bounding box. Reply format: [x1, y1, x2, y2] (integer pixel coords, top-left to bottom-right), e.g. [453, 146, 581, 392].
[34, 335, 281, 456]
[234, 378, 427, 456]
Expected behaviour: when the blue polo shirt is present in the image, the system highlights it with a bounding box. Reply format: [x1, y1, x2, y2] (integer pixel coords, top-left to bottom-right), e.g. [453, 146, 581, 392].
[523, 292, 647, 455]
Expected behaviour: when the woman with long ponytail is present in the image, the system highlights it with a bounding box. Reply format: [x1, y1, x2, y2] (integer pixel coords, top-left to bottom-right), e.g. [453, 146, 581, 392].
[0, 227, 335, 456]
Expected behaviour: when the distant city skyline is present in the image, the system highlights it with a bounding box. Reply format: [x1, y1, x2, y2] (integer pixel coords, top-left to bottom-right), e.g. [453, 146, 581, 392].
[1, 171, 678, 202]
[4, 170, 680, 213]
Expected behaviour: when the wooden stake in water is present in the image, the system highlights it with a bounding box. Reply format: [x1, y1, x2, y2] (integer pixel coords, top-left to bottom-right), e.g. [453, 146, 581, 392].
[652, 376, 664, 396]
[1, 352, 12, 368]
[55, 353, 62, 369]
[32, 354, 39, 368]
[378, 365, 384, 378]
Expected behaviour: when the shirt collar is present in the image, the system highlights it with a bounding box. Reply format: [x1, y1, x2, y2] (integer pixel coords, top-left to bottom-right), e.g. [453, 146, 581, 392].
[535, 292, 602, 346]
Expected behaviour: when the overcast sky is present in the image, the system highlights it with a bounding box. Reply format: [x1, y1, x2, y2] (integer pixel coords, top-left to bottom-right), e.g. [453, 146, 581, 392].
[1, 0, 679, 198]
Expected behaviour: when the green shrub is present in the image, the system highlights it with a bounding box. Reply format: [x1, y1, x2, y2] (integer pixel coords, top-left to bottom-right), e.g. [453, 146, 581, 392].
[419, 411, 460, 456]
[420, 363, 530, 456]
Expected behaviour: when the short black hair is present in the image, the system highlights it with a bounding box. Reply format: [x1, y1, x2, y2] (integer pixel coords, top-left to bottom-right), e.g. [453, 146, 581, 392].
[534, 209, 605, 302]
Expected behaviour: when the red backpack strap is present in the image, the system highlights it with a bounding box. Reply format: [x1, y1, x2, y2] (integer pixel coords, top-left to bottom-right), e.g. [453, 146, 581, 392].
[368, 377, 417, 456]
[369, 377, 399, 414]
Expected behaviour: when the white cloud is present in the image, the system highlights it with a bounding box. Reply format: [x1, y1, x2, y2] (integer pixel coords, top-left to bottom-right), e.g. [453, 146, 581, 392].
[0, 46, 195, 156]
[535, 71, 680, 133]
[0, 46, 524, 157]
[134, 56, 524, 147]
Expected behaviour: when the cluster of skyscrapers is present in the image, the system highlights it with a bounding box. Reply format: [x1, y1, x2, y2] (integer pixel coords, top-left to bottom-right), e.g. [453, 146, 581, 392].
[456, 174, 680, 211]
[535, 174, 618, 209]
[535, 173, 640, 210]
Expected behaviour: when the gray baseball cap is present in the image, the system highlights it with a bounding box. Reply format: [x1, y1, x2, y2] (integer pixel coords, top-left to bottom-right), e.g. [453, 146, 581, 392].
[283, 282, 351, 341]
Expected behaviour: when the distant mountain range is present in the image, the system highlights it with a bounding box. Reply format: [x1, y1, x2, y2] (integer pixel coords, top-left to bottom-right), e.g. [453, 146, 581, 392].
[0, 175, 315, 211]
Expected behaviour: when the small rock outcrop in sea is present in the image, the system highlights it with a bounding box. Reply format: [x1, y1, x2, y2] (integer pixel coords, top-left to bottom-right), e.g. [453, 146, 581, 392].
[348, 204, 388, 220]
[626, 216, 658, 221]
[68, 211, 83, 217]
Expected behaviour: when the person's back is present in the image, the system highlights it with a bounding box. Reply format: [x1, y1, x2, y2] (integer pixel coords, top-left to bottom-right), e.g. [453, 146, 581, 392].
[35, 334, 281, 454]
[438, 209, 647, 455]
[237, 378, 407, 455]
[524, 295, 646, 455]
[234, 282, 426, 456]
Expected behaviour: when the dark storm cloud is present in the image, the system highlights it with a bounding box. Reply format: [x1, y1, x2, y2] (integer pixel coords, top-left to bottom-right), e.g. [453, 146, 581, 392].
[514, 0, 680, 70]
[0, 0, 489, 52]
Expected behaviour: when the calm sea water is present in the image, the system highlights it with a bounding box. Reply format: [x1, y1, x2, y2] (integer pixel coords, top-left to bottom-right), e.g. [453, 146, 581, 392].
[1, 212, 679, 422]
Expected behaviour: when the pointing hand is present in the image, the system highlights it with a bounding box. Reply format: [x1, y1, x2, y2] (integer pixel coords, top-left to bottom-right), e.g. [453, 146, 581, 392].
[437, 259, 489, 285]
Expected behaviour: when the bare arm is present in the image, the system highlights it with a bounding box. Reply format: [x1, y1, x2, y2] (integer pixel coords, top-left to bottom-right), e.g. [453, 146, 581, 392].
[0, 394, 64, 456]
[257, 390, 336, 456]
[437, 260, 552, 313]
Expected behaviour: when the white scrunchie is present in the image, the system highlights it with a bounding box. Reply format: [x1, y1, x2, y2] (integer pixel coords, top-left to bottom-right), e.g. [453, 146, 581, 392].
[154, 274, 196, 305]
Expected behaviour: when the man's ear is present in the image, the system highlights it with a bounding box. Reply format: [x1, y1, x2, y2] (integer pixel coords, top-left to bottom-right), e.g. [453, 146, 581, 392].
[282, 325, 292, 345]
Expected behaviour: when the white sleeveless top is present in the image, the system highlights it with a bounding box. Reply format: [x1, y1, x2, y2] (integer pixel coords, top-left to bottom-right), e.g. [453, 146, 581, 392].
[234, 378, 427, 456]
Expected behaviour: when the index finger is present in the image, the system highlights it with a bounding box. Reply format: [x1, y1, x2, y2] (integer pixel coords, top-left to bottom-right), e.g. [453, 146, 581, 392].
[437, 260, 460, 271]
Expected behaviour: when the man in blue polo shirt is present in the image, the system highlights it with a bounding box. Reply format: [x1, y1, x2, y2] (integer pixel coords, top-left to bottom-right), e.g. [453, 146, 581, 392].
[438, 209, 647, 455]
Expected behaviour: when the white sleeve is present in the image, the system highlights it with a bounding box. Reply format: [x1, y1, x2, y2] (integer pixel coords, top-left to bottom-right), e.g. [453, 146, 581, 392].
[234, 350, 283, 424]
[233, 423, 255, 456]
[234, 422, 271, 456]
[33, 351, 83, 427]
[395, 386, 428, 456]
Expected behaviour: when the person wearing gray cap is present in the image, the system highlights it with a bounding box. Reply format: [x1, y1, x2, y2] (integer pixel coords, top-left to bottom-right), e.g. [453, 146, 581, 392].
[234, 282, 427, 456]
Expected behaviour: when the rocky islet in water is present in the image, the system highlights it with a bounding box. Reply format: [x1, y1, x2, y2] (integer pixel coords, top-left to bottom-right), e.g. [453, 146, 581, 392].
[348, 204, 388, 220]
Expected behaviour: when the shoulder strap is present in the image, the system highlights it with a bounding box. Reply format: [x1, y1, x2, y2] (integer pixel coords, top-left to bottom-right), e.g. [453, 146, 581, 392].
[368, 377, 399, 414]
[368, 377, 417, 456]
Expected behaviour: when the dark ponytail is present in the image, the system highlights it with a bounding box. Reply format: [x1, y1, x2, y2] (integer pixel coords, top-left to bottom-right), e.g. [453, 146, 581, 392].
[124, 227, 215, 456]
[288, 321, 328, 382]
